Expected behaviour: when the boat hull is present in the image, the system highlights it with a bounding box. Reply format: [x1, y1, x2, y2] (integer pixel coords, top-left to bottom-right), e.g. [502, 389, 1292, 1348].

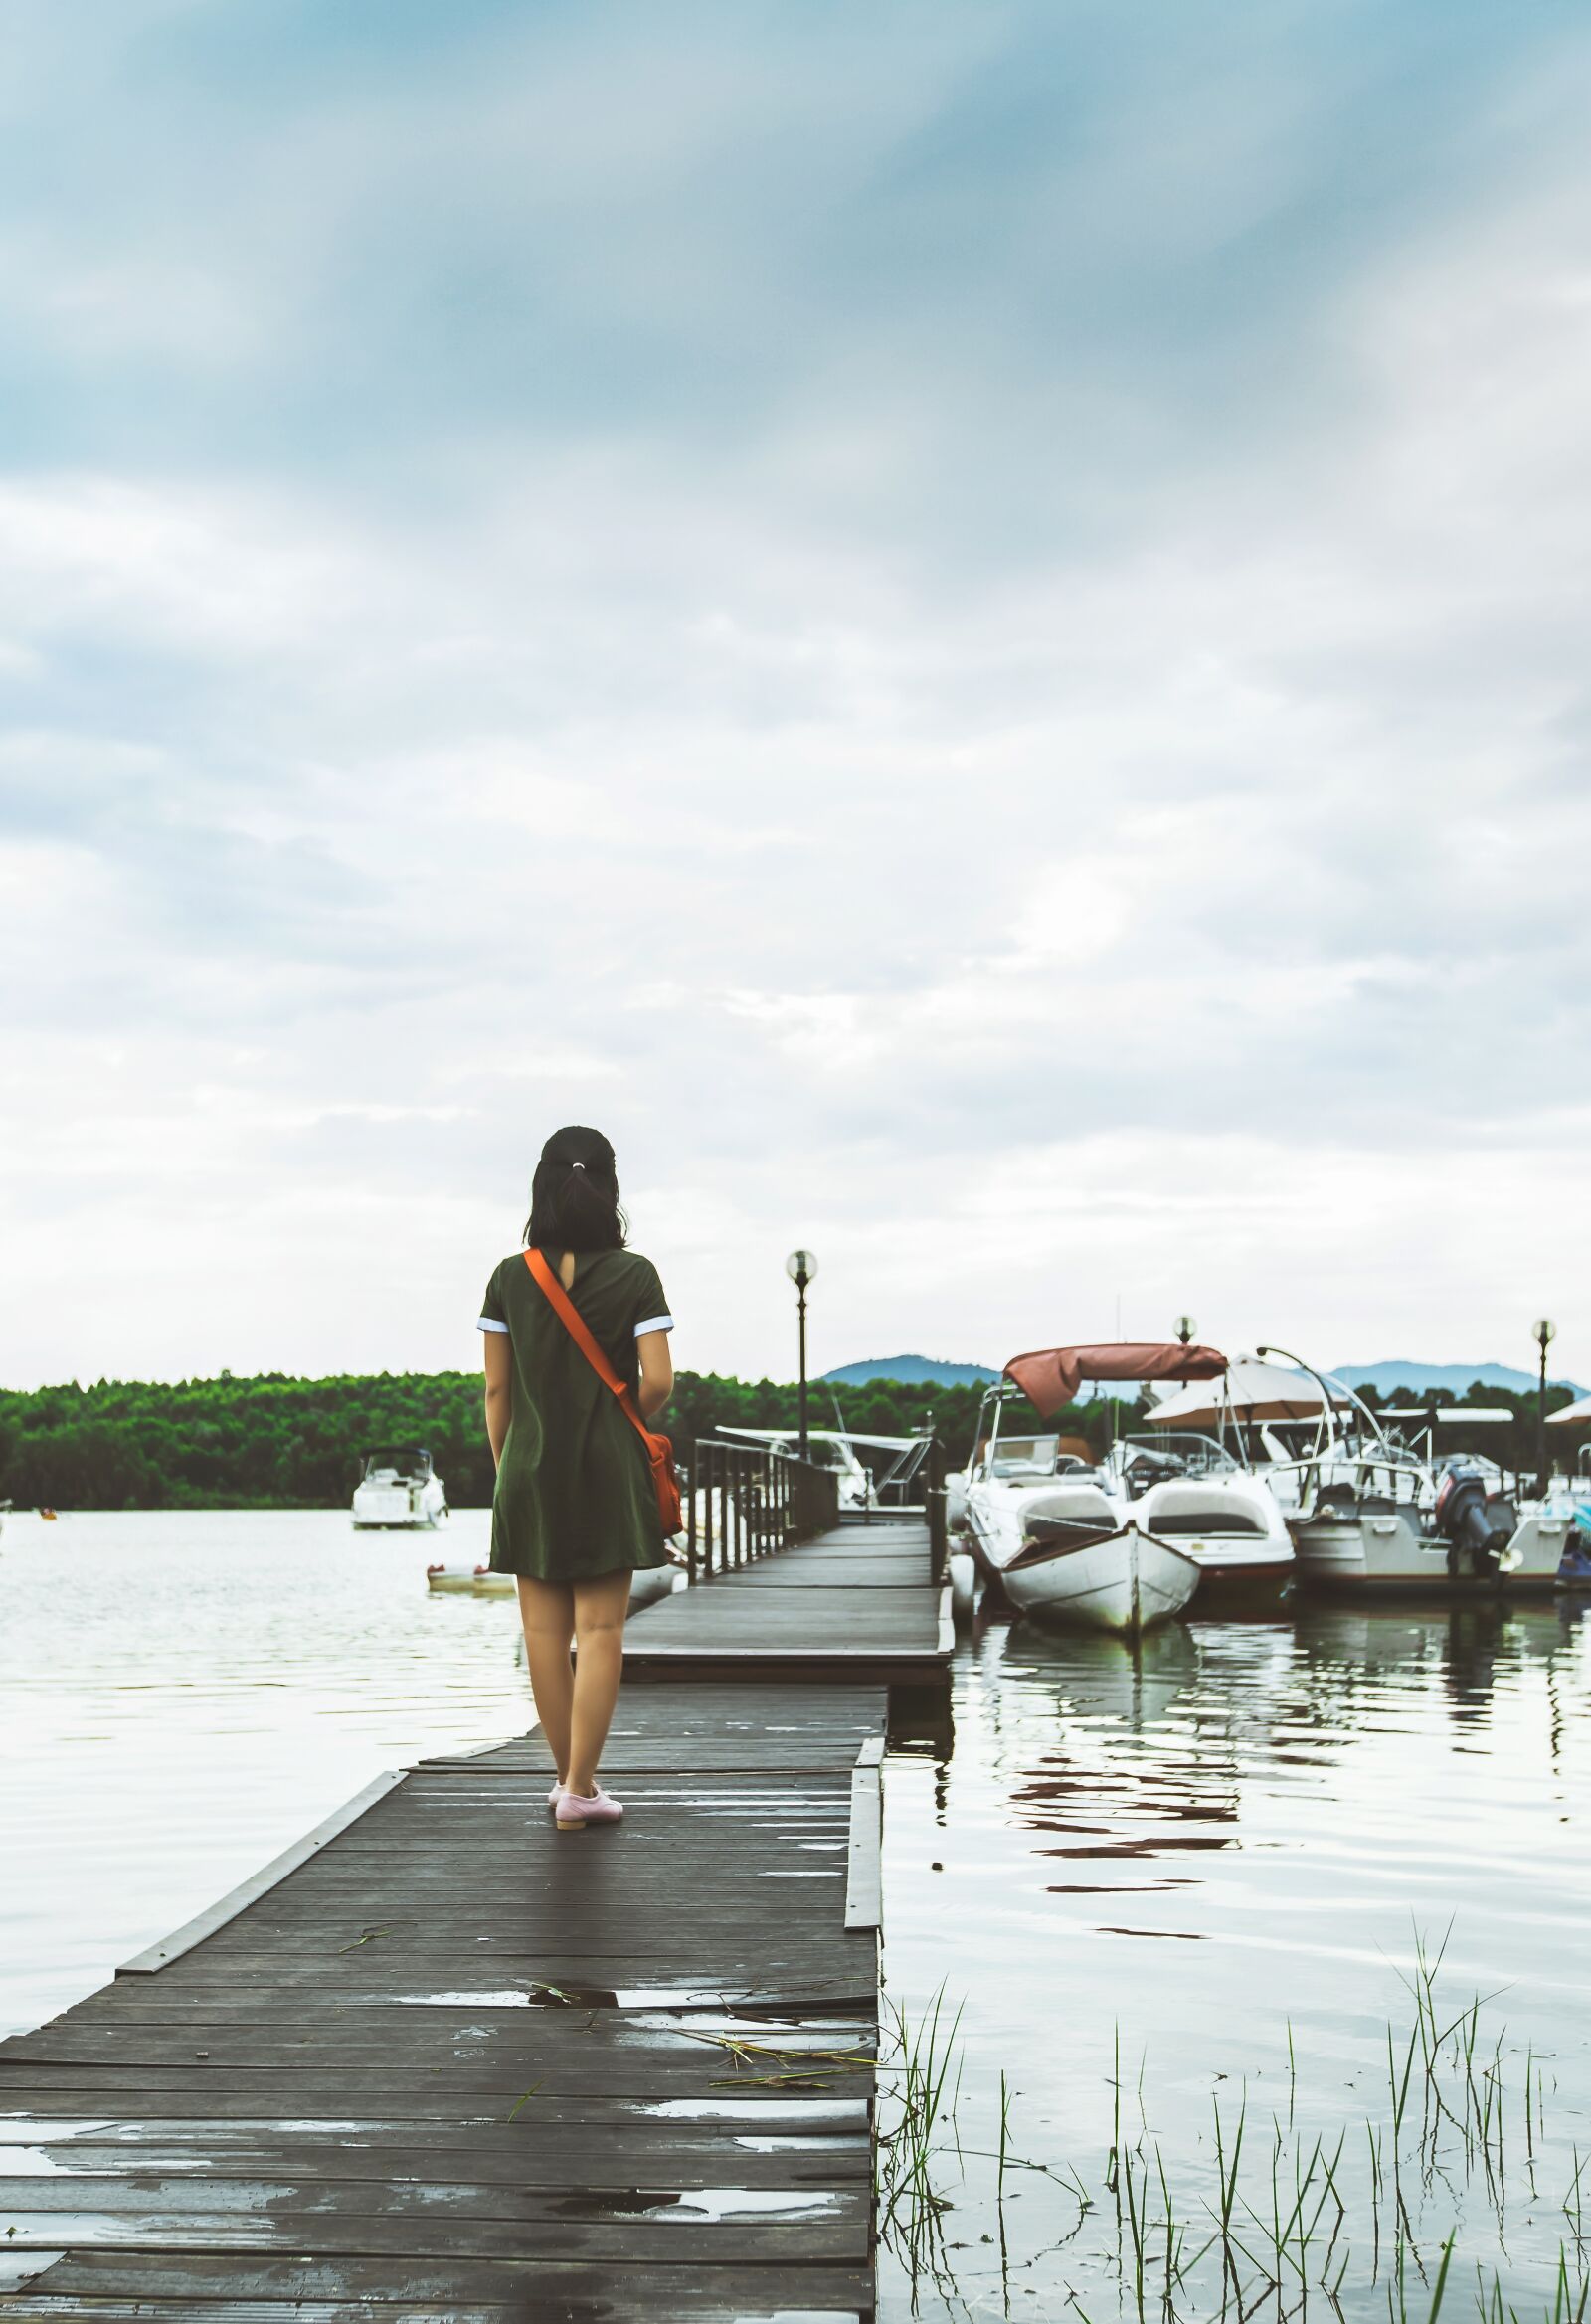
[1291, 1509, 1557, 1596]
[353, 1478, 448, 1530]
[1003, 1526, 1200, 1636]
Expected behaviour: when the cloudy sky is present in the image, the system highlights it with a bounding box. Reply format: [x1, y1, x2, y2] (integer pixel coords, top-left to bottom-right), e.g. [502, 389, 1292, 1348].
[3, 0, 1589, 1392]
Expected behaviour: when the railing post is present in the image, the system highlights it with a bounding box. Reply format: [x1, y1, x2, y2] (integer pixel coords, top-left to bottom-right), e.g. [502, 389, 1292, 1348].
[704, 1441, 716, 1579]
[926, 1435, 947, 1583]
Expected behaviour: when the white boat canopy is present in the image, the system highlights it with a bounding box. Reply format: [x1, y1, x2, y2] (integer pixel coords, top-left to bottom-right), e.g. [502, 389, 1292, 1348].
[1147, 1355, 1349, 1429]
[1547, 1391, 1591, 1428]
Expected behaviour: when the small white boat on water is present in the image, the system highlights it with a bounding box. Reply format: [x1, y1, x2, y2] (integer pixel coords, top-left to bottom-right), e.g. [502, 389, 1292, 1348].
[351, 1445, 448, 1530]
[427, 1557, 682, 1607]
[426, 1556, 503, 1593]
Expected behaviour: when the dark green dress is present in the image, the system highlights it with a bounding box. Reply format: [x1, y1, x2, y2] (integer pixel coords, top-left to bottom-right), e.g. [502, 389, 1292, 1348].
[479, 1246, 674, 1581]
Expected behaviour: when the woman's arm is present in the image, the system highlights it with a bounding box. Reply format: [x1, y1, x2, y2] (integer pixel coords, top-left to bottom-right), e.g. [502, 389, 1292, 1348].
[636, 1328, 673, 1422]
[482, 1330, 512, 1469]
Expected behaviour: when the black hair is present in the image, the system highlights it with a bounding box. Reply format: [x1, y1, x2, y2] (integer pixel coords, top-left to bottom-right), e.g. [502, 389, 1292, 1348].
[523, 1125, 627, 1252]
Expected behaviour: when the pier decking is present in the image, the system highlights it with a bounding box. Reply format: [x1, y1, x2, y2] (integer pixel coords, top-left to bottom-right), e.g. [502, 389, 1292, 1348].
[1, 1497, 949, 2318]
[628, 1516, 951, 1682]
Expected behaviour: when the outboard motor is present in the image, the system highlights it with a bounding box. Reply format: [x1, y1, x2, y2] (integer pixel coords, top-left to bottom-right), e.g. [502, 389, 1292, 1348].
[1434, 1464, 1516, 1582]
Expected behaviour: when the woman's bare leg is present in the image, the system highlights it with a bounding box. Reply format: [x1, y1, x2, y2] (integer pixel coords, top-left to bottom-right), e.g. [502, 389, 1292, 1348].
[566, 1570, 633, 1798]
[516, 1577, 576, 1785]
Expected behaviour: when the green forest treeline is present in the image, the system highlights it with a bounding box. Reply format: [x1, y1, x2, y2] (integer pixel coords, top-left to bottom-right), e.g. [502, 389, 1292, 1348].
[0, 1369, 1567, 1512]
[0, 1369, 1007, 1511]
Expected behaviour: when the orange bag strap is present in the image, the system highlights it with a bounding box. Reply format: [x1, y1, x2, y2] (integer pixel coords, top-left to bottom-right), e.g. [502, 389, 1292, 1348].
[524, 1249, 653, 1447]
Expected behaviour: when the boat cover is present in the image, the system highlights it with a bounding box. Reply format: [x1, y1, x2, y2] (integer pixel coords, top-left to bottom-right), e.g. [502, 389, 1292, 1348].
[1004, 1341, 1227, 1418]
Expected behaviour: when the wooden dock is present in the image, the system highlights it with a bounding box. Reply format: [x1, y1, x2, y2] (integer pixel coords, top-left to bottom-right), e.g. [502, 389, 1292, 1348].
[0, 1500, 949, 2318]
[628, 1517, 952, 1682]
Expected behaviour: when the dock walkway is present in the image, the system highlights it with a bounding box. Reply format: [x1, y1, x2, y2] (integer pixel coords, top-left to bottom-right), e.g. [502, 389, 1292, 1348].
[627, 1517, 951, 1682]
[1, 1506, 948, 2317]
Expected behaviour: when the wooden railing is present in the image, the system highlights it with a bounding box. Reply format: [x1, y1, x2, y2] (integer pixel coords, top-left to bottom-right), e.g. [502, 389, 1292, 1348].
[683, 1440, 841, 1581]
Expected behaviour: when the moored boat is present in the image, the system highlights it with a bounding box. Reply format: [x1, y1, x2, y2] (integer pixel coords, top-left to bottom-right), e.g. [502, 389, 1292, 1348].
[964, 1341, 1242, 1635]
[352, 1446, 448, 1530]
[426, 1556, 504, 1594]
[1004, 1512, 1201, 1634]
[1104, 1437, 1297, 1612]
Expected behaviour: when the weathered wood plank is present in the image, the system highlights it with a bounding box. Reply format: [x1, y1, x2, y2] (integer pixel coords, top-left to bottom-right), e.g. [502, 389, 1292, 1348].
[1, 2246, 869, 2316]
[0, 2089, 852, 2123]
[0, 2135, 869, 2189]
[0, 2206, 868, 2261]
[844, 1737, 885, 1934]
[0, 2174, 873, 2232]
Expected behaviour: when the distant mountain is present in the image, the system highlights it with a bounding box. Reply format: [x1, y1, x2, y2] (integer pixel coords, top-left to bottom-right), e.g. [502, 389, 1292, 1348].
[1337, 1359, 1588, 1399]
[821, 1354, 999, 1388]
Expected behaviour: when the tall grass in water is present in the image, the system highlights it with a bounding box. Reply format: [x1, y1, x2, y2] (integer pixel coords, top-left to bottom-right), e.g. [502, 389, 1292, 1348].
[878, 1930, 1589, 2321]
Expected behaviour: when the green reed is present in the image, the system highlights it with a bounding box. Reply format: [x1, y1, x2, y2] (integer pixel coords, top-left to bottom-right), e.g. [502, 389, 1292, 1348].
[879, 1928, 1589, 2321]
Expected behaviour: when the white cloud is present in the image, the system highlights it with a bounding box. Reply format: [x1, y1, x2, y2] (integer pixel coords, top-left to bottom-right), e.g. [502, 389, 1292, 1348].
[2, 4, 1591, 1389]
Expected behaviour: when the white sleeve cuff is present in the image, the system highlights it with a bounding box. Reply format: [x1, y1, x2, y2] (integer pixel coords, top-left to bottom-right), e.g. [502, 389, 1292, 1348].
[477, 1317, 509, 1334]
[633, 1313, 674, 1337]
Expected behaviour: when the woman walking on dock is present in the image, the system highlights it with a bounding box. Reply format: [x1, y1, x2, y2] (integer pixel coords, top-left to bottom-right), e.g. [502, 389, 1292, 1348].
[479, 1126, 676, 1830]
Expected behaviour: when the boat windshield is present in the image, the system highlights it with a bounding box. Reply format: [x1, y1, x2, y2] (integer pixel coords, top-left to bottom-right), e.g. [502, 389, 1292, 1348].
[989, 1434, 1062, 1481]
[363, 1449, 431, 1481]
[1116, 1433, 1238, 1484]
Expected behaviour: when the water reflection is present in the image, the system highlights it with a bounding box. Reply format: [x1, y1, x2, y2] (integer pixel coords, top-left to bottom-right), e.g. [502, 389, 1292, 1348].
[880, 1599, 1591, 2320]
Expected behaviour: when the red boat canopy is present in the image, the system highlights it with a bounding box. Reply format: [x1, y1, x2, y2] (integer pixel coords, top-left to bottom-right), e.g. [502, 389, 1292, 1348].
[1003, 1341, 1228, 1419]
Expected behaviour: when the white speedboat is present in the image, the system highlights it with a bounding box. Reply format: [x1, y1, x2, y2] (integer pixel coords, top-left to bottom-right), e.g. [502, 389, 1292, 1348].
[964, 1340, 1239, 1634]
[1287, 1457, 1537, 1593]
[1231, 1351, 1547, 1596]
[352, 1446, 448, 1530]
[1102, 1433, 1296, 1612]
[963, 1429, 1199, 1637]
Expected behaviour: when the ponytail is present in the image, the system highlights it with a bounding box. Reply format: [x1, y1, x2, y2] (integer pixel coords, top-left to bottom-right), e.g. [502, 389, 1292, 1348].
[523, 1126, 626, 1251]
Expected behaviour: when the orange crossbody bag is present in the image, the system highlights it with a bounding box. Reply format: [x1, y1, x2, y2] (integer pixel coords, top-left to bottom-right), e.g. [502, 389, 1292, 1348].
[524, 1249, 684, 1537]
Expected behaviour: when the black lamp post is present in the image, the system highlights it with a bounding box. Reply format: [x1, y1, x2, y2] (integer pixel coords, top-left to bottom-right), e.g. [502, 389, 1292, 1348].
[1175, 1314, 1196, 1387]
[1533, 1317, 1556, 1493]
[787, 1250, 817, 1460]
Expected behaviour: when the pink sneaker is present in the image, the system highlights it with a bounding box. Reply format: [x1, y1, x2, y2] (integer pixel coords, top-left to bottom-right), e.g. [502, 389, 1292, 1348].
[547, 1781, 563, 1810]
[556, 1786, 623, 1831]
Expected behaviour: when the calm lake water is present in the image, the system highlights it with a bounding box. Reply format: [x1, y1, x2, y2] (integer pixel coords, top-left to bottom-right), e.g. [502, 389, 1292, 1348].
[3, 1511, 1588, 2318]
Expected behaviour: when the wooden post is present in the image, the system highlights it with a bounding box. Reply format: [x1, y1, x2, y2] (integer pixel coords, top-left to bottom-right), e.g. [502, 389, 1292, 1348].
[926, 1434, 948, 1584]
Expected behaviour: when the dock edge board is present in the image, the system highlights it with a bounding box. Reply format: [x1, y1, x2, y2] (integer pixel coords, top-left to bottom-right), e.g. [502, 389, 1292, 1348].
[843, 1734, 885, 1932]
